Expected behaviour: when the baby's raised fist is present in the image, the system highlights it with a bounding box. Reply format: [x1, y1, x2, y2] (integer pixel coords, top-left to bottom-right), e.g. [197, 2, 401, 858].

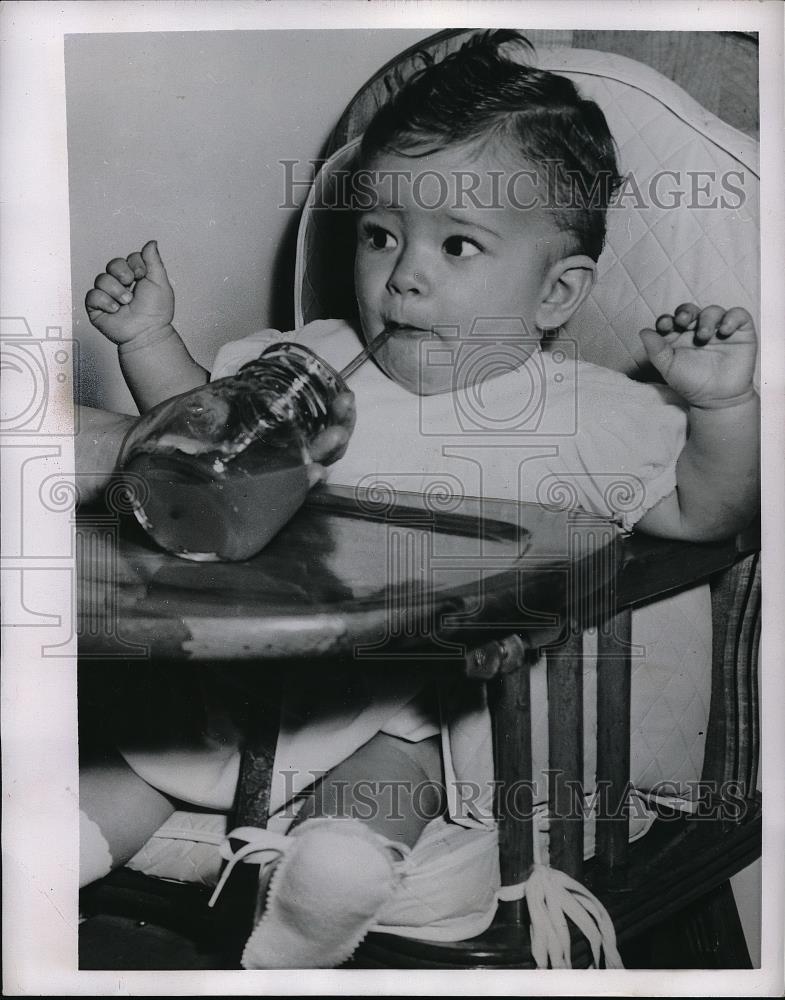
[86, 240, 174, 346]
[639, 302, 757, 409]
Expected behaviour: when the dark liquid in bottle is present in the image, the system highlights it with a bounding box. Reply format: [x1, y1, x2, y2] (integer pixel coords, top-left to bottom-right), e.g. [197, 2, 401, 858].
[125, 444, 311, 562]
[119, 342, 346, 561]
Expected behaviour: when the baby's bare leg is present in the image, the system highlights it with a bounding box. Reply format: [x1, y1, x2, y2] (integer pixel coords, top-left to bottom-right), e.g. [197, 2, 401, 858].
[243, 733, 445, 969]
[292, 732, 445, 847]
[80, 749, 175, 888]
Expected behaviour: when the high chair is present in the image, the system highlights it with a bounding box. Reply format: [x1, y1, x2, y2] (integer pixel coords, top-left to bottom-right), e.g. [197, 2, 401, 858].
[78, 29, 761, 970]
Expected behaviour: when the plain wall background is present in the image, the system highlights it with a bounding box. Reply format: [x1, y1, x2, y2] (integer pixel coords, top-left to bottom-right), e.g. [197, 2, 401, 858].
[66, 29, 432, 412]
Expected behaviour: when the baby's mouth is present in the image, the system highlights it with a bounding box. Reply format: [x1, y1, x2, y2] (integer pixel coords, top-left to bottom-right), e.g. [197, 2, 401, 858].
[383, 320, 431, 339]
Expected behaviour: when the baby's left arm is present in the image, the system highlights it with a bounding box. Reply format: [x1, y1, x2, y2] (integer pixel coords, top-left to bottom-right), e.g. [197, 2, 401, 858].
[635, 303, 759, 541]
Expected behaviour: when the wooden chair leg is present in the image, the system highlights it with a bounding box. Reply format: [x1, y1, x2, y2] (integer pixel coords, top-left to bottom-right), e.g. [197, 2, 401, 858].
[211, 685, 283, 966]
[595, 608, 632, 881]
[547, 627, 584, 879]
[489, 645, 534, 910]
[620, 880, 753, 969]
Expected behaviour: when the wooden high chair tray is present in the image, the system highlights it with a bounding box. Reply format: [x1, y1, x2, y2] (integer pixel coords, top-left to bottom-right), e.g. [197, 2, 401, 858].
[76, 484, 617, 662]
[76, 484, 747, 663]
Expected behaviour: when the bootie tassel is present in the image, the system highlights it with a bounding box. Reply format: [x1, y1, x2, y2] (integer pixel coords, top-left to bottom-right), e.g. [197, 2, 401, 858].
[496, 811, 624, 969]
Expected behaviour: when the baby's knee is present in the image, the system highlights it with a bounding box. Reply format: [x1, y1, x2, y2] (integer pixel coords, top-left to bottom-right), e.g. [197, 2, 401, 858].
[295, 733, 445, 847]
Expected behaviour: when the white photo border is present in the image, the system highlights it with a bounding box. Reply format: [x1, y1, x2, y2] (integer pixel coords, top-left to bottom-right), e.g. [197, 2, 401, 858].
[1, 1, 783, 995]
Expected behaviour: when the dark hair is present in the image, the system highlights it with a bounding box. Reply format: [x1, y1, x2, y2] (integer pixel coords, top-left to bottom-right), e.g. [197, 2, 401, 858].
[359, 30, 623, 261]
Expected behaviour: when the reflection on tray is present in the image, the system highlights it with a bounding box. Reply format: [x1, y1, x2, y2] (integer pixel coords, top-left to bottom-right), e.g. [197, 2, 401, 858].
[304, 483, 530, 545]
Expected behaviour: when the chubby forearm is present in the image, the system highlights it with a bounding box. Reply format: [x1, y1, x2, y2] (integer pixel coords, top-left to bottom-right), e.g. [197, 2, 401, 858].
[676, 394, 760, 538]
[637, 393, 760, 541]
[75, 405, 138, 503]
[118, 324, 208, 413]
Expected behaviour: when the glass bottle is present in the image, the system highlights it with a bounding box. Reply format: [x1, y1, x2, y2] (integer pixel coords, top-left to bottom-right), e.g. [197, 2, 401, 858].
[117, 342, 348, 561]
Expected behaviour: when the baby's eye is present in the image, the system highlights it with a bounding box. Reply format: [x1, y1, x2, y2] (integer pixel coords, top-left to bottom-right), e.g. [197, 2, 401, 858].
[443, 235, 482, 258]
[361, 224, 397, 250]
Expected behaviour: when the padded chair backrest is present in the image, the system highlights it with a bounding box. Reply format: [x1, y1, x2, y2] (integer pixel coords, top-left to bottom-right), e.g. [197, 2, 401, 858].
[295, 34, 760, 380]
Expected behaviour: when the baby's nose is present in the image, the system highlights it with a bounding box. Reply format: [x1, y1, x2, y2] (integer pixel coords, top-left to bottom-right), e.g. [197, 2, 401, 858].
[387, 257, 428, 297]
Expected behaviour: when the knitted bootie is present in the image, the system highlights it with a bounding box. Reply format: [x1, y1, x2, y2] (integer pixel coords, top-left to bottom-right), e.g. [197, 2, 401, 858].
[241, 818, 406, 969]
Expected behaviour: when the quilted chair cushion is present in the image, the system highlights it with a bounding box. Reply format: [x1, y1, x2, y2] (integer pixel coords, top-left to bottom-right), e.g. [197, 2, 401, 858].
[539, 48, 759, 377]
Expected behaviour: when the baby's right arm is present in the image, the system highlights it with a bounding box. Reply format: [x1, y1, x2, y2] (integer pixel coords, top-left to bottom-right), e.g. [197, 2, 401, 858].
[86, 240, 208, 412]
[87, 241, 357, 478]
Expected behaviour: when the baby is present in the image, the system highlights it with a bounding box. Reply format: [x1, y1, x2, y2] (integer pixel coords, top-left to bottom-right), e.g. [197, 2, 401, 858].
[80, 32, 759, 968]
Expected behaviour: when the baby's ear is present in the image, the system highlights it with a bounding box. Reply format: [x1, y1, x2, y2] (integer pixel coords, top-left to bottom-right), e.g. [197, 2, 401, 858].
[535, 255, 596, 331]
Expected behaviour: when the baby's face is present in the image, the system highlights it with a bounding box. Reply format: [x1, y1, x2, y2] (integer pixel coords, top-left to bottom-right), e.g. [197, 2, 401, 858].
[354, 144, 564, 395]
